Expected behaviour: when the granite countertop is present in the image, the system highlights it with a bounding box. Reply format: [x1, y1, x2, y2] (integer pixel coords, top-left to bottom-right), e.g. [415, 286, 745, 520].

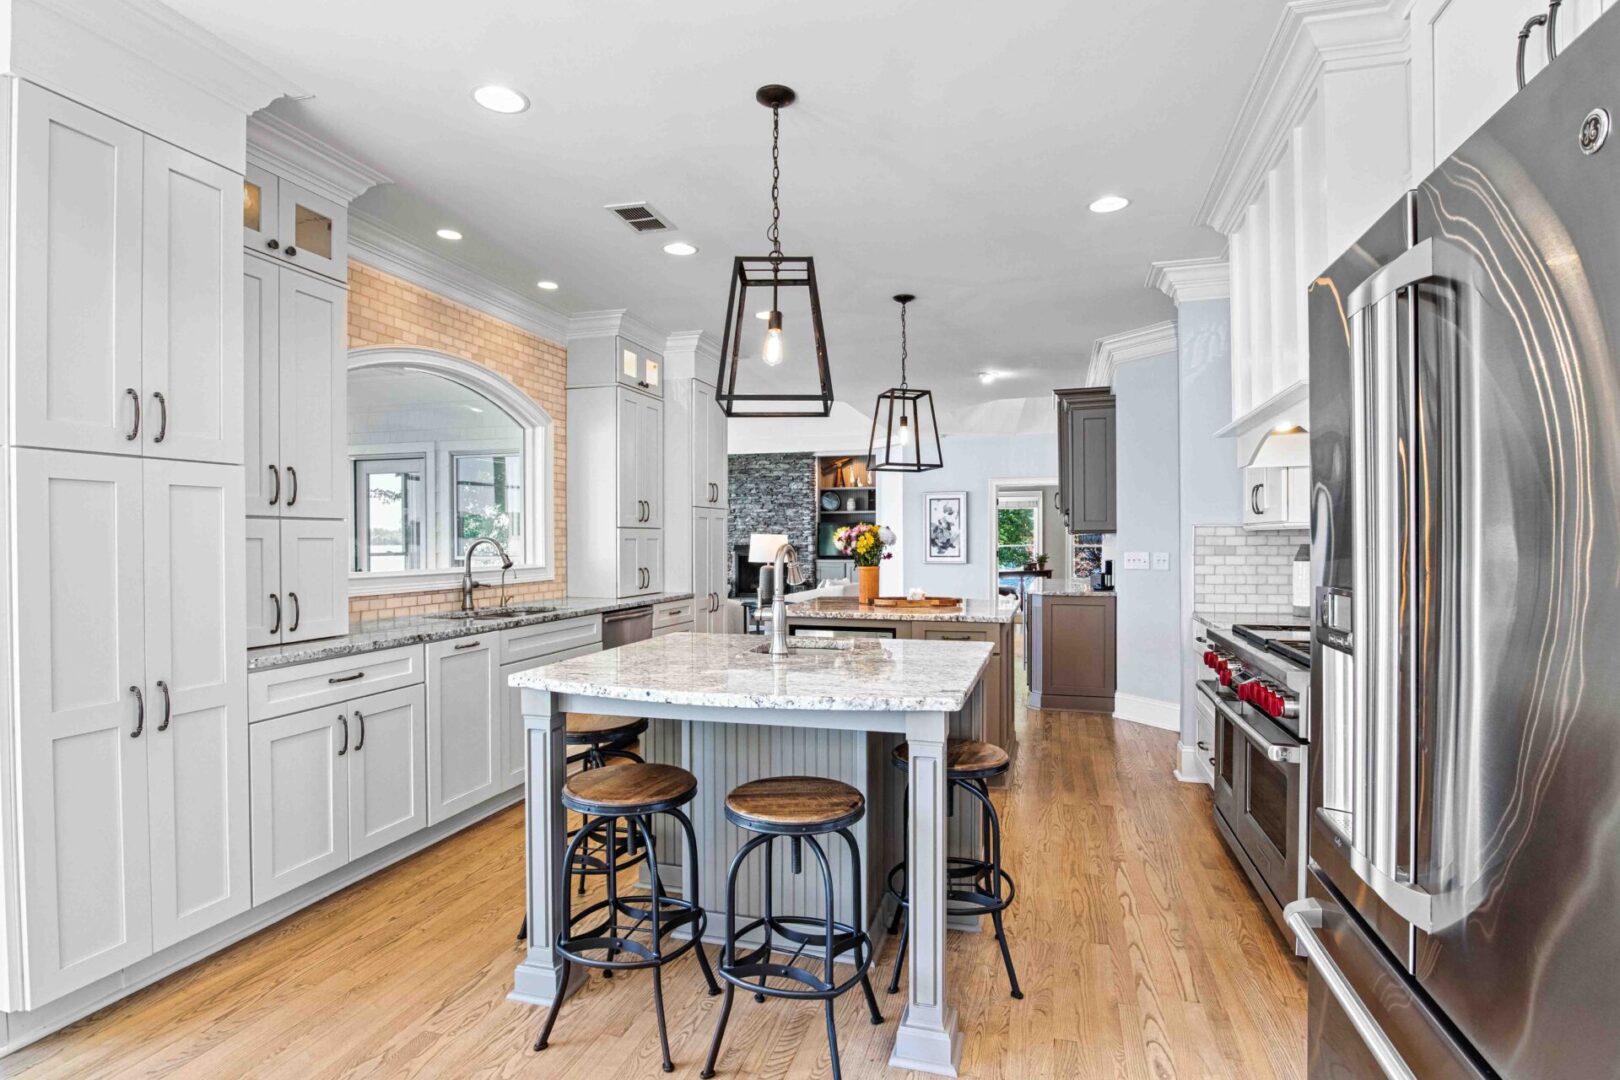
[247, 594, 695, 672]
[783, 597, 1016, 624]
[1192, 610, 1309, 630]
[509, 632, 994, 713]
[1026, 579, 1114, 598]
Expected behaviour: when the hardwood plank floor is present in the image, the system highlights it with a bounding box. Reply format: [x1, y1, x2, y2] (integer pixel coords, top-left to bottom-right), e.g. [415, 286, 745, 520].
[4, 697, 1305, 1079]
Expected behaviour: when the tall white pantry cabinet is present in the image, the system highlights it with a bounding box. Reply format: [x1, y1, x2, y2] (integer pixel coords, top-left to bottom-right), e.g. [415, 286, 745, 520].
[2, 80, 249, 1010]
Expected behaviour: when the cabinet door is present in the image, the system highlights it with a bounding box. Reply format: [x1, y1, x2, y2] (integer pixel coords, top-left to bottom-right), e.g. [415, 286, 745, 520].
[693, 507, 725, 631]
[1241, 467, 1288, 528]
[143, 461, 250, 949]
[348, 685, 428, 859]
[13, 449, 150, 1007]
[280, 518, 349, 643]
[1043, 598, 1117, 700]
[278, 270, 347, 520]
[617, 390, 643, 527]
[643, 532, 665, 595]
[12, 83, 144, 456]
[707, 386, 728, 508]
[618, 530, 645, 596]
[243, 254, 281, 513]
[691, 380, 714, 508]
[141, 137, 242, 465]
[245, 517, 283, 648]
[242, 164, 279, 252]
[640, 397, 664, 527]
[273, 178, 348, 283]
[249, 705, 350, 904]
[425, 634, 502, 824]
[1067, 402, 1117, 532]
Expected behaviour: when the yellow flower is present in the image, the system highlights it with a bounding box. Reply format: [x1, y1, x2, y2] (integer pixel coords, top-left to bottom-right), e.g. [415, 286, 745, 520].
[856, 533, 875, 554]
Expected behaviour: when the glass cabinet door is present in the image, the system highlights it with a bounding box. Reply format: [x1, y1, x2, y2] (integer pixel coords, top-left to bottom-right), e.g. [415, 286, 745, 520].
[243, 164, 279, 251]
[273, 178, 348, 282]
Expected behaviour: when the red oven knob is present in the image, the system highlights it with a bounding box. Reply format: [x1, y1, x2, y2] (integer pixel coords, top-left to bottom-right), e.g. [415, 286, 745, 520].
[1267, 690, 1285, 717]
[1220, 668, 1232, 687]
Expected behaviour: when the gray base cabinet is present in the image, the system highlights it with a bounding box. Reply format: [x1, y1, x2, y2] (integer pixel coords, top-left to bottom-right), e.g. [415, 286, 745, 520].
[1027, 592, 1116, 712]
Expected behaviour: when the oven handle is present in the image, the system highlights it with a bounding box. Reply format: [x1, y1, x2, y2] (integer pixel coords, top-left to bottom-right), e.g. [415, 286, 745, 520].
[1197, 682, 1301, 764]
[1284, 899, 1417, 1080]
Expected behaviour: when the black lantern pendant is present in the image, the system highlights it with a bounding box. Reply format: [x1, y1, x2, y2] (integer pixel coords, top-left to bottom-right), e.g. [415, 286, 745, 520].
[715, 85, 834, 418]
[867, 294, 943, 472]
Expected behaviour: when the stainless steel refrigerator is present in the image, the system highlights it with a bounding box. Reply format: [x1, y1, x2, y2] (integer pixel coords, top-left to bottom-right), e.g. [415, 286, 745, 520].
[1292, 7, 1620, 1077]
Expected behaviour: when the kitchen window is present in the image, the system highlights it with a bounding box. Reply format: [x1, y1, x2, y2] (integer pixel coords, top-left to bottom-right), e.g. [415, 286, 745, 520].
[995, 496, 1041, 570]
[354, 456, 426, 572]
[451, 451, 523, 565]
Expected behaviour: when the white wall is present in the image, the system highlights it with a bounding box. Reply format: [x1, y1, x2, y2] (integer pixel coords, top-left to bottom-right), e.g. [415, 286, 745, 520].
[884, 433, 1059, 601]
[1112, 350, 1181, 717]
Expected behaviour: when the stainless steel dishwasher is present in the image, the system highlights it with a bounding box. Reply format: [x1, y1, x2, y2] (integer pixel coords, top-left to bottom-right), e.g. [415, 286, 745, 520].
[602, 605, 653, 650]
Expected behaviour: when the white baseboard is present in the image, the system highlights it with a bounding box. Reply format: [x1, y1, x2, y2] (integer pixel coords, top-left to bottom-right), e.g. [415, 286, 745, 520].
[1113, 691, 1179, 732]
[1173, 740, 1213, 785]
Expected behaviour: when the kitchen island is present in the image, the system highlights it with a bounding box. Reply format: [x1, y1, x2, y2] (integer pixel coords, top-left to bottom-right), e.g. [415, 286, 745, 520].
[510, 632, 994, 1076]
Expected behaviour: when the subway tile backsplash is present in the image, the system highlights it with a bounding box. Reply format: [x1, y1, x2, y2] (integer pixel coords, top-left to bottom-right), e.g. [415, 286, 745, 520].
[1193, 525, 1309, 615]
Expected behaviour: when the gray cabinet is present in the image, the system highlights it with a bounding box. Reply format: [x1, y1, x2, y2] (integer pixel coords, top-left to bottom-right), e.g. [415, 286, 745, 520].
[1027, 591, 1116, 712]
[1055, 388, 1116, 533]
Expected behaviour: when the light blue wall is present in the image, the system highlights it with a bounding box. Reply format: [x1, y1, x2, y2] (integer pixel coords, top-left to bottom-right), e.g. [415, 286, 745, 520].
[887, 433, 1059, 601]
[1112, 350, 1182, 706]
[1176, 298, 1240, 746]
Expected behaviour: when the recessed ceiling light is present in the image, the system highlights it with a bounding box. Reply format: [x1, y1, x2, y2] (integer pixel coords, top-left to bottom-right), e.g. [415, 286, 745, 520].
[473, 85, 529, 114]
[436, 228, 463, 241]
[1088, 195, 1130, 214]
[536, 280, 559, 291]
[662, 241, 699, 256]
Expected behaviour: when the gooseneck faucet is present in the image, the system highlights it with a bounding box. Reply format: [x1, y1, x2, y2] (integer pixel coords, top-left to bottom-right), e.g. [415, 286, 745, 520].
[462, 536, 514, 612]
[769, 541, 807, 657]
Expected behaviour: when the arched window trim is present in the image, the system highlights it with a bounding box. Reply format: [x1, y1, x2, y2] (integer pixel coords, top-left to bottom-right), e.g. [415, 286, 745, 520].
[347, 346, 556, 596]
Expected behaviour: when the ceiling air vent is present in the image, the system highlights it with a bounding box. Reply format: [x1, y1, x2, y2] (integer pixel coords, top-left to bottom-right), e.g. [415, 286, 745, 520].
[605, 202, 674, 233]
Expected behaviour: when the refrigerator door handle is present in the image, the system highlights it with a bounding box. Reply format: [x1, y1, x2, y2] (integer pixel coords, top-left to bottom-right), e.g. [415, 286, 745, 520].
[1285, 899, 1418, 1080]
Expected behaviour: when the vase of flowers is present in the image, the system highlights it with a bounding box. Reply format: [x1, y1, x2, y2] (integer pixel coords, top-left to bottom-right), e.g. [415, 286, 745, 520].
[834, 522, 894, 604]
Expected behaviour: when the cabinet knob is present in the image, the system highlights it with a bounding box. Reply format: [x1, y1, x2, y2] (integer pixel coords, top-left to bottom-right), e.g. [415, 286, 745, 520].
[266, 239, 280, 251]
[284, 245, 298, 257]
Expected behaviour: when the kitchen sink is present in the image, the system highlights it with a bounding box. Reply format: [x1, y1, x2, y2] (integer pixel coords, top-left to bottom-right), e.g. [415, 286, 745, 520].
[428, 604, 556, 621]
[747, 638, 857, 655]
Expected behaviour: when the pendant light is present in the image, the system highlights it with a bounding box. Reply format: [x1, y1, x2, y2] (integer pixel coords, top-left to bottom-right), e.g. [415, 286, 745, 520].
[715, 85, 834, 418]
[866, 294, 943, 472]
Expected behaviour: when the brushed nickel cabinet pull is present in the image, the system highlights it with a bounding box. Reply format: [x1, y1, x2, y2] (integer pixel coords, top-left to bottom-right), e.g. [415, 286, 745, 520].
[156, 679, 171, 732]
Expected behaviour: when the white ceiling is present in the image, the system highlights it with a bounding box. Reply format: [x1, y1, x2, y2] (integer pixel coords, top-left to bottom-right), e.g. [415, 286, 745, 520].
[171, 0, 1281, 430]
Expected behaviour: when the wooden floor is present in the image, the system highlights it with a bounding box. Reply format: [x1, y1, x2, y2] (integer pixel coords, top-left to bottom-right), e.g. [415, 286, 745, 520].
[5, 698, 1305, 1079]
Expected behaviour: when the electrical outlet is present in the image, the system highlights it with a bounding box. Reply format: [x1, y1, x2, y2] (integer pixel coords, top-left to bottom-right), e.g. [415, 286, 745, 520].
[1122, 551, 1149, 571]
[1151, 551, 1171, 571]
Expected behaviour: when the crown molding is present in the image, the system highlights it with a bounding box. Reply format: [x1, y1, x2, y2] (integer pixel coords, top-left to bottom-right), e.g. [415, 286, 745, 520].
[567, 310, 667, 352]
[349, 210, 572, 346]
[1146, 256, 1231, 304]
[1195, 0, 1407, 235]
[247, 113, 391, 204]
[662, 330, 722, 382]
[1087, 321, 1178, 387]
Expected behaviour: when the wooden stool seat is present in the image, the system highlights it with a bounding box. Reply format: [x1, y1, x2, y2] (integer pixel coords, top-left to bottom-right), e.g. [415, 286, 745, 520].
[562, 763, 696, 816]
[723, 776, 865, 835]
[566, 713, 648, 742]
[891, 738, 1009, 780]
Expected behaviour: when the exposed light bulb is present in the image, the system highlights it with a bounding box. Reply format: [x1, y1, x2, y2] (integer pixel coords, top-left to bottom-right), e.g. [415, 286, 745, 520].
[896, 414, 911, 447]
[762, 310, 785, 367]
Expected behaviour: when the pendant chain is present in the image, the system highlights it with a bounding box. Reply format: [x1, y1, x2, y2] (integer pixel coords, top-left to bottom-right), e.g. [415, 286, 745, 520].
[767, 106, 783, 266]
[899, 300, 909, 387]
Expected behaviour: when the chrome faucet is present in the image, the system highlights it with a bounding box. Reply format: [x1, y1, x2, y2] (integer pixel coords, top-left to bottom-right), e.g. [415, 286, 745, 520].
[768, 541, 807, 657]
[462, 536, 514, 612]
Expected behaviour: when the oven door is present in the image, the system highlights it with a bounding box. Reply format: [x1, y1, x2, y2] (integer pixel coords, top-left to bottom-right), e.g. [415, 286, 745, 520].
[1203, 682, 1241, 825]
[1206, 683, 1305, 910]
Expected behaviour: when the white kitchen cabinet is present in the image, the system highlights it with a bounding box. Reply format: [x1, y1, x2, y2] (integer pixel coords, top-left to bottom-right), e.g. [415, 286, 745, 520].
[280, 518, 349, 642]
[242, 167, 349, 284]
[141, 136, 242, 466]
[243, 254, 280, 511]
[12, 448, 150, 1007]
[617, 529, 664, 597]
[11, 84, 144, 457]
[568, 332, 664, 398]
[274, 268, 348, 520]
[242, 162, 279, 253]
[249, 704, 350, 905]
[1242, 466, 1310, 531]
[347, 685, 428, 859]
[142, 460, 250, 950]
[690, 380, 728, 508]
[426, 634, 502, 824]
[244, 517, 281, 648]
[615, 387, 663, 528]
[693, 507, 726, 632]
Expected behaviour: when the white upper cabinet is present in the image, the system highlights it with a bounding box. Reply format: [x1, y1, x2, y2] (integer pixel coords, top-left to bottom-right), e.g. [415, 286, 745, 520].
[242, 167, 349, 285]
[243, 253, 280, 511]
[141, 137, 243, 465]
[12, 84, 144, 457]
[275, 269, 348, 521]
[615, 387, 663, 529]
[567, 331, 664, 399]
[279, 518, 349, 643]
[691, 380, 728, 508]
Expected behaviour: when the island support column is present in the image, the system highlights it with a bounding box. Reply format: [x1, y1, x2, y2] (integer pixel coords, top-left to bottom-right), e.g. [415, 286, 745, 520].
[889, 709, 964, 1075]
[510, 688, 584, 1006]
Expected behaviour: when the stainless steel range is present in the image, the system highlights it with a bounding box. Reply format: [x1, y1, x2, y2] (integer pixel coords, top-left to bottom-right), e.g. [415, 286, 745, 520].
[1196, 622, 1310, 936]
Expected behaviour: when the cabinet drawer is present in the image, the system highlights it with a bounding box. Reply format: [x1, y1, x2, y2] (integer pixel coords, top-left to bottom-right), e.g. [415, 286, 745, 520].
[652, 599, 694, 629]
[652, 621, 694, 638]
[500, 616, 603, 665]
[249, 645, 425, 722]
[921, 627, 998, 654]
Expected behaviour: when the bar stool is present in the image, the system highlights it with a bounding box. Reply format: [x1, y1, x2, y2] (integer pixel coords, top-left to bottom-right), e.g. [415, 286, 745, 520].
[518, 714, 650, 943]
[884, 739, 1022, 999]
[700, 776, 883, 1080]
[533, 762, 720, 1072]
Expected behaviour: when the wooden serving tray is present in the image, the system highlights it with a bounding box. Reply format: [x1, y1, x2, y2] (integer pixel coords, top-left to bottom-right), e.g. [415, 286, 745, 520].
[864, 596, 963, 609]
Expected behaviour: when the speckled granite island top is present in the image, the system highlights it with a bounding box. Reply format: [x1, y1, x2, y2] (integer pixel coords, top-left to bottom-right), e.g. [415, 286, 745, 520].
[508, 632, 993, 713]
[247, 594, 694, 672]
[783, 597, 1016, 623]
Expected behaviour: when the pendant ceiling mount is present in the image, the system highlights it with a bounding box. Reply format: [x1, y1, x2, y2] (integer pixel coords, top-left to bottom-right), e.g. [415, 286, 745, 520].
[866, 293, 944, 472]
[715, 84, 835, 418]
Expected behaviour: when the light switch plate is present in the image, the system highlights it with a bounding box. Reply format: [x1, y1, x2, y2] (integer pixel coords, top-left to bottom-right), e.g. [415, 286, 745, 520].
[1151, 551, 1171, 571]
[1122, 551, 1149, 571]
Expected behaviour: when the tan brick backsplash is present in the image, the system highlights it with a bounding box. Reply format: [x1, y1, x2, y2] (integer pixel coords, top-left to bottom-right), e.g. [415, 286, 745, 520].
[347, 261, 569, 622]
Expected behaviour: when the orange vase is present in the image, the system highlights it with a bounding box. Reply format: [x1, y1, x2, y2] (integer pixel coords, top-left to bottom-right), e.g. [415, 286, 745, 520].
[858, 565, 880, 604]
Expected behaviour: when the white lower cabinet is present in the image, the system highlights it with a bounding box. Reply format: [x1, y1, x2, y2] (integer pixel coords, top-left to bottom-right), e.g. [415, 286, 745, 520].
[426, 634, 502, 824]
[11, 449, 248, 1006]
[249, 684, 427, 905]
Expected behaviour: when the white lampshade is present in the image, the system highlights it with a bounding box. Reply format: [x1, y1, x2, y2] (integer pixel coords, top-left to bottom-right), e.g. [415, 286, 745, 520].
[748, 532, 790, 564]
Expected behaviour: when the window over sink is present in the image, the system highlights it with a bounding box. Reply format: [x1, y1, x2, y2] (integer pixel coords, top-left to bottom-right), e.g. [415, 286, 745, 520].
[347, 347, 553, 594]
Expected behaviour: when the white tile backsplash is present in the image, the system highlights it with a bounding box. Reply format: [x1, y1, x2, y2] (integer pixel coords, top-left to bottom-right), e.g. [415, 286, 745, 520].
[1193, 525, 1309, 615]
